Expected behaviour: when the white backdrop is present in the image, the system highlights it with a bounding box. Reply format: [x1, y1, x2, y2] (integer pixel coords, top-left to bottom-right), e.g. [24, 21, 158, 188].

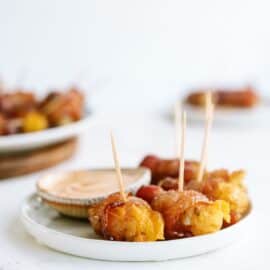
[0, 0, 269, 111]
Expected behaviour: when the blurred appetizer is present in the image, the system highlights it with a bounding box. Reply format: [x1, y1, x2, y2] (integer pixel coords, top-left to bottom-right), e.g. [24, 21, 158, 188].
[39, 87, 84, 126]
[0, 85, 84, 135]
[185, 86, 259, 108]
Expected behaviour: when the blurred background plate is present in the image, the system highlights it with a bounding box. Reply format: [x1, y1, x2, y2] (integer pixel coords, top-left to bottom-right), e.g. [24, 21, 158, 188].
[0, 110, 93, 153]
[181, 103, 267, 126]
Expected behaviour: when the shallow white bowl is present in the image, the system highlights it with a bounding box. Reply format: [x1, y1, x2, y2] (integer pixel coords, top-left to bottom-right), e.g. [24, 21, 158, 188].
[21, 194, 252, 261]
[0, 111, 93, 153]
[37, 167, 151, 206]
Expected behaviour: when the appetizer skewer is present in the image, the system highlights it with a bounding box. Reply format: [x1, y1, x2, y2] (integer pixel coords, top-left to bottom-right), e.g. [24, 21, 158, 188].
[88, 133, 164, 241]
[185, 92, 249, 223]
[0, 85, 84, 135]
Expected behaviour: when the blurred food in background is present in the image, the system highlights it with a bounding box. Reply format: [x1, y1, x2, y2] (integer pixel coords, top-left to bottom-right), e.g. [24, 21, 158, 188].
[185, 86, 259, 109]
[0, 85, 84, 135]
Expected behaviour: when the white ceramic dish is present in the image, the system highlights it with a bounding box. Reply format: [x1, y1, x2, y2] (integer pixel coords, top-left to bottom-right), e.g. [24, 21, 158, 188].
[21, 194, 252, 261]
[0, 110, 93, 153]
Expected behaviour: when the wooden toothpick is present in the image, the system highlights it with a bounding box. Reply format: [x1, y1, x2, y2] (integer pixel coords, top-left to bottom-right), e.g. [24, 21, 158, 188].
[110, 131, 127, 201]
[197, 91, 214, 183]
[178, 111, 186, 192]
[174, 101, 181, 157]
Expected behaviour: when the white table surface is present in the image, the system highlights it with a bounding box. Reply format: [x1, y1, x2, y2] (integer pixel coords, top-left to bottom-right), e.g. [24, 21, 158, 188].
[0, 112, 269, 270]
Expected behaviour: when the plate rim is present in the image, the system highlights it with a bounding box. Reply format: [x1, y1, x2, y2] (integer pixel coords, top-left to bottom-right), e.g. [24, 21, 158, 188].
[0, 110, 94, 151]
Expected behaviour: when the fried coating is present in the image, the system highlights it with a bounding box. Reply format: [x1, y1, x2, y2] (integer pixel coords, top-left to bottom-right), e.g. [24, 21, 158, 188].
[39, 87, 84, 126]
[185, 169, 249, 223]
[201, 170, 249, 223]
[88, 192, 164, 242]
[186, 86, 259, 108]
[140, 155, 200, 184]
[151, 190, 230, 239]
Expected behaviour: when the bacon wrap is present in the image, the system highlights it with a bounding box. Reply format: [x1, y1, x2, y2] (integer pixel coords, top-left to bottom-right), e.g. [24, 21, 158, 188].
[186, 87, 259, 108]
[140, 155, 199, 184]
[89, 192, 164, 242]
[0, 91, 36, 118]
[158, 177, 178, 191]
[151, 190, 209, 239]
[185, 169, 249, 225]
[101, 200, 126, 240]
[39, 88, 84, 126]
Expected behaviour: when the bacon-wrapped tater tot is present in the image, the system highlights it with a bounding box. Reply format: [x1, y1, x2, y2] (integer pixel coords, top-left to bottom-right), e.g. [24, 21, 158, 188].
[39, 87, 84, 126]
[186, 170, 249, 224]
[88, 192, 164, 242]
[186, 87, 259, 108]
[151, 190, 230, 239]
[0, 91, 36, 118]
[140, 155, 200, 184]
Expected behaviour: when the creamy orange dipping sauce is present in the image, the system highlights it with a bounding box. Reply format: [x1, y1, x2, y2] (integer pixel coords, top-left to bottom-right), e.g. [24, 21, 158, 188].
[38, 168, 149, 199]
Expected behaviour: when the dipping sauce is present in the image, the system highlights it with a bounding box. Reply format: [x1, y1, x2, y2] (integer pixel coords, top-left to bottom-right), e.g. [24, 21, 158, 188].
[37, 168, 150, 199]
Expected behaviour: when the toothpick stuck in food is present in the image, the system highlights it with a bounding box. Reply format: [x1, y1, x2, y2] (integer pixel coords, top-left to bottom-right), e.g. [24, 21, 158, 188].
[174, 101, 181, 157]
[178, 111, 186, 192]
[197, 91, 214, 183]
[110, 131, 127, 201]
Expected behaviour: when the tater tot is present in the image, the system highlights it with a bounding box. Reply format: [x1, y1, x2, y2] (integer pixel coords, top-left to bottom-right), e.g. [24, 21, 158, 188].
[89, 193, 164, 242]
[22, 111, 48, 133]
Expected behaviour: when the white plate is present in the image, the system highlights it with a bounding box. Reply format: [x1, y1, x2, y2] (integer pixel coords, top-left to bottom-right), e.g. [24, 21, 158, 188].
[0, 111, 93, 153]
[21, 194, 252, 261]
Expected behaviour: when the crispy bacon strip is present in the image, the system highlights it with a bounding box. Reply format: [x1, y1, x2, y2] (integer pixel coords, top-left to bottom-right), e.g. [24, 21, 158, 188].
[39, 87, 84, 126]
[140, 155, 199, 184]
[88, 192, 164, 242]
[151, 190, 230, 239]
[0, 91, 36, 118]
